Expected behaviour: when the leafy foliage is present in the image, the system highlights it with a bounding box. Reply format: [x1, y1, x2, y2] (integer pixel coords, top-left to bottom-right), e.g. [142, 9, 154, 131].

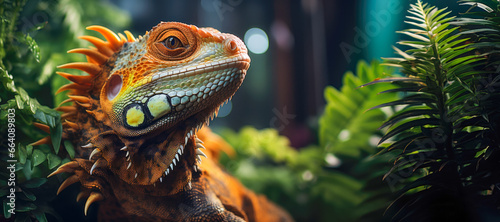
[370, 0, 500, 220]
[0, 0, 130, 221]
[319, 60, 397, 158]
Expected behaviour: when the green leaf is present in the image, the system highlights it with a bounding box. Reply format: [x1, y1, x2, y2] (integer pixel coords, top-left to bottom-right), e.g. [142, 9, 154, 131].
[64, 140, 75, 159]
[21, 189, 36, 201]
[31, 149, 46, 167]
[3, 199, 12, 218]
[18, 143, 27, 164]
[17, 33, 41, 62]
[26, 145, 33, 156]
[23, 159, 33, 180]
[47, 153, 61, 169]
[16, 202, 37, 212]
[15, 95, 24, 110]
[380, 118, 441, 144]
[50, 118, 62, 154]
[22, 178, 47, 189]
[319, 61, 398, 157]
[380, 109, 438, 129]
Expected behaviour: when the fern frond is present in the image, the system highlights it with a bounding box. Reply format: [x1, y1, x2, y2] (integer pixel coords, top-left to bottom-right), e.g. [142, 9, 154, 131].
[319, 61, 397, 158]
[372, 0, 493, 220]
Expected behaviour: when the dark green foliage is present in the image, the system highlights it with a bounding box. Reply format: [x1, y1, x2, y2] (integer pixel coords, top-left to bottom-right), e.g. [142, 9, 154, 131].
[370, 0, 500, 220]
[319, 61, 397, 158]
[0, 0, 130, 221]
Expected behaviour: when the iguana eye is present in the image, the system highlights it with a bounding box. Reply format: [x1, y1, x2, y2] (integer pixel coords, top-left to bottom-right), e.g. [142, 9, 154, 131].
[163, 36, 183, 49]
[148, 24, 198, 61]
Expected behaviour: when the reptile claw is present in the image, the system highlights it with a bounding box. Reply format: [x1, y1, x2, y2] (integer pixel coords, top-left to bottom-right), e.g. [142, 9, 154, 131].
[90, 158, 108, 175]
[81, 143, 93, 148]
[84, 192, 104, 216]
[57, 174, 79, 195]
[76, 190, 91, 202]
[48, 161, 79, 178]
[89, 148, 100, 160]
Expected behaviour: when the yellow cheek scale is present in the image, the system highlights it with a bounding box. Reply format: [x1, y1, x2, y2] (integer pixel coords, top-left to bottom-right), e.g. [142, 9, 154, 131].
[126, 106, 145, 127]
[147, 94, 172, 119]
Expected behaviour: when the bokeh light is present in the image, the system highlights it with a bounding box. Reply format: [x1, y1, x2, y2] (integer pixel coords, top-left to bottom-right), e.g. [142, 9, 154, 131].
[244, 28, 269, 54]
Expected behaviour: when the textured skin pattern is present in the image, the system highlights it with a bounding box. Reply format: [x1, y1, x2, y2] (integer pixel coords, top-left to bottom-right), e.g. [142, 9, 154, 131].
[38, 22, 293, 221]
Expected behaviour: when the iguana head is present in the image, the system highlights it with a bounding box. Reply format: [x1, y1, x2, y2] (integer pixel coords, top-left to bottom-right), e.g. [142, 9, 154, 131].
[53, 22, 250, 188]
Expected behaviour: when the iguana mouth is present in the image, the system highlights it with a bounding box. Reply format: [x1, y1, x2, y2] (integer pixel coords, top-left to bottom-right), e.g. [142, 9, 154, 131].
[117, 56, 250, 133]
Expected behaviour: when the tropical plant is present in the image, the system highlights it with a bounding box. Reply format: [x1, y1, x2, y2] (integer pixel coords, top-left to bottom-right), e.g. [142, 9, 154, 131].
[0, 0, 130, 221]
[366, 0, 500, 220]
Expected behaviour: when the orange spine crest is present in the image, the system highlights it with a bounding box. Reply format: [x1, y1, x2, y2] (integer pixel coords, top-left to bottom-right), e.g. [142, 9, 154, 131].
[86, 25, 124, 51]
[58, 62, 101, 76]
[68, 48, 109, 65]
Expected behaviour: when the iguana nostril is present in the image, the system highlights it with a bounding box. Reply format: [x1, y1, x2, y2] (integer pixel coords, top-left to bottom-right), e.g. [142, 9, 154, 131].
[224, 38, 239, 53]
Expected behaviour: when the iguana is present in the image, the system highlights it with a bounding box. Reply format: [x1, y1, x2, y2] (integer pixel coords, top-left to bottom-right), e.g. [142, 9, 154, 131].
[33, 22, 293, 221]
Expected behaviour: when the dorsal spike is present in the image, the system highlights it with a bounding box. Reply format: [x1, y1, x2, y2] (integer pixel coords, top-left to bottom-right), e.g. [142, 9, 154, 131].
[68, 48, 109, 65]
[86, 56, 99, 65]
[118, 33, 127, 42]
[30, 136, 51, 146]
[58, 62, 101, 76]
[78, 103, 92, 109]
[56, 72, 93, 85]
[58, 98, 74, 107]
[55, 106, 76, 113]
[56, 83, 90, 95]
[87, 25, 123, 51]
[124, 30, 136, 42]
[79, 36, 114, 57]
[64, 119, 80, 130]
[61, 112, 76, 119]
[33, 122, 50, 134]
[68, 95, 91, 104]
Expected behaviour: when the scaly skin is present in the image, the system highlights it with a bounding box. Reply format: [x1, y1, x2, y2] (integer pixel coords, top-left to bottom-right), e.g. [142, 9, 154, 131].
[34, 22, 293, 221]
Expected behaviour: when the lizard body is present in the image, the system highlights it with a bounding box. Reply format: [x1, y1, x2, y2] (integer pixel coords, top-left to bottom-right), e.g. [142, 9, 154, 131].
[33, 22, 293, 221]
